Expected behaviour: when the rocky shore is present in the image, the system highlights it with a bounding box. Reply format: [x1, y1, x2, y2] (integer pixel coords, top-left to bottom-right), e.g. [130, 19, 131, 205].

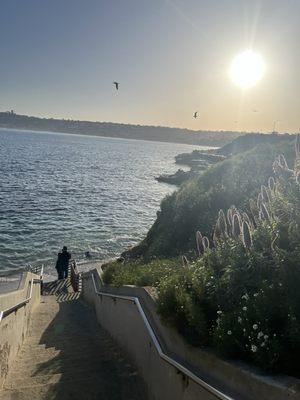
[155, 133, 293, 186]
[155, 149, 226, 186]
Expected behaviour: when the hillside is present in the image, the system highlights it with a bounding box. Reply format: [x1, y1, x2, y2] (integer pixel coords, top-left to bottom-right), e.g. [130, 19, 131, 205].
[106, 134, 300, 378]
[217, 132, 292, 156]
[122, 133, 295, 259]
[0, 111, 243, 147]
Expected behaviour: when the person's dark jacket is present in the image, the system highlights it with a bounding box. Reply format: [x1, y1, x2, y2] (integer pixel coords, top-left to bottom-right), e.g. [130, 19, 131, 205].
[56, 250, 71, 271]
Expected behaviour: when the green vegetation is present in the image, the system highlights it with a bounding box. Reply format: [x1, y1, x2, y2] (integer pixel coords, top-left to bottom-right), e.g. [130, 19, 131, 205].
[104, 135, 300, 377]
[123, 138, 294, 259]
[102, 258, 180, 288]
[216, 132, 292, 156]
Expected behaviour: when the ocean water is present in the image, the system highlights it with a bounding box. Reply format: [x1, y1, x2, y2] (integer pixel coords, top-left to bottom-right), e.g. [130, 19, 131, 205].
[0, 128, 207, 277]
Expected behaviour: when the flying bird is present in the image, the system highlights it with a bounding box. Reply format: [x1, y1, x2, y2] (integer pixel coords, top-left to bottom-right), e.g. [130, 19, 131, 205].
[253, 109, 258, 113]
[193, 111, 198, 119]
[113, 81, 119, 90]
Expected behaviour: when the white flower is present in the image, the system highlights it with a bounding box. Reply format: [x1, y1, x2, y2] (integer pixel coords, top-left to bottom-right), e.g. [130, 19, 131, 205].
[217, 310, 223, 315]
[261, 342, 265, 347]
[251, 345, 258, 353]
[238, 317, 242, 323]
[257, 332, 264, 339]
[253, 324, 258, 330]
[253, 293, 259, 297]
[242, 306, 247, 311]
[227, 330, 232, 335]
[264, 335, 269, 340]
[242, 294, 249, 301]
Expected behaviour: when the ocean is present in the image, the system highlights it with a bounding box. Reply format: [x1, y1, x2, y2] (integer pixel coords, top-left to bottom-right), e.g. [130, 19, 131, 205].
[0, 128, 208, 277]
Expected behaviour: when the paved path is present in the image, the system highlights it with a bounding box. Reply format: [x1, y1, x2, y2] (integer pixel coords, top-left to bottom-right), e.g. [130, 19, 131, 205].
[0, 280, 148, 400]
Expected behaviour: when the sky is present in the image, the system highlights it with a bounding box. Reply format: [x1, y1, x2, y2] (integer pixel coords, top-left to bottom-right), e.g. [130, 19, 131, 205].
[0, 0, 299, 133]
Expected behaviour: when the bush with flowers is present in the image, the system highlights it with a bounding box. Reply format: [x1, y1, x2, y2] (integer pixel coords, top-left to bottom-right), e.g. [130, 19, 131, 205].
[156, 135, 300, 376]
[103, 135, 300, 377]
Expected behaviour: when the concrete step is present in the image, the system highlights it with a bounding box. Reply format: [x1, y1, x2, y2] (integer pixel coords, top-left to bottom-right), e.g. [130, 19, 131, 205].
[1, 283, 148, 400]
[7, 355, 135, 381]
[16, 347, 117, 364]
[23, 338, 119, 350]
[1, 373, 146, 400]
[5, 366, 120, 388]
[11, 345, 126, 365]
[0, 386, 57, 400]
[20, 340, 105, 352]
[3, 369, 145, 399]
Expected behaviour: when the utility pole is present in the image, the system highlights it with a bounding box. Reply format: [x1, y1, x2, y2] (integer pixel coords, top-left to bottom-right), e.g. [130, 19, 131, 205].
[272, 120, 279, 133]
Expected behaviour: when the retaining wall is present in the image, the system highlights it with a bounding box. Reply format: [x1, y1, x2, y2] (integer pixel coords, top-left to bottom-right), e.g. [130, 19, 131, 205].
[0, 272, 41, 388]
[82, 269, 300, 400]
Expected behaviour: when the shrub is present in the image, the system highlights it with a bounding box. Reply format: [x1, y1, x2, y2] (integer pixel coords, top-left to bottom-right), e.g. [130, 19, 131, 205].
[102, 258, 181, 287]
[162, 135, 300, 376]
[105, 136, 300, 377]
[156, 266, 209, 344]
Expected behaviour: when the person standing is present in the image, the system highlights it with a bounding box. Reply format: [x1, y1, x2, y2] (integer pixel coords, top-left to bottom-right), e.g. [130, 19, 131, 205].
[55, 246, 71, 280]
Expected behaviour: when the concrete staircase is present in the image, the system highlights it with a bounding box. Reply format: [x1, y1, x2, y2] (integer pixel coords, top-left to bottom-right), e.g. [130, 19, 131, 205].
[0, 280, 148, 400]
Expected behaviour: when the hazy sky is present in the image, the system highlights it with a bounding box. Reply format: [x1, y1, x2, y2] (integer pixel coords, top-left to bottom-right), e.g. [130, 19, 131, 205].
[0, 0, 299, 133]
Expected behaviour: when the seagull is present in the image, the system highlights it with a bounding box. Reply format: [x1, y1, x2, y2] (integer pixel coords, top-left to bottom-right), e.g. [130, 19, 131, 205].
[113, 81, 119, 90]
[193, 111, 198, 119]
[253, 109, 258, 113]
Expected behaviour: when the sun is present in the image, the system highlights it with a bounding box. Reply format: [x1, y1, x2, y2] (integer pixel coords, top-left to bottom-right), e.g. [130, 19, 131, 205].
[230, 50, 266, 88]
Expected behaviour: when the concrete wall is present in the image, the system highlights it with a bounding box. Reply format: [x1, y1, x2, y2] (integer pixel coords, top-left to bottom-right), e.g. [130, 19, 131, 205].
[0, 272, 41, 388]
[82, 270, 300, 400]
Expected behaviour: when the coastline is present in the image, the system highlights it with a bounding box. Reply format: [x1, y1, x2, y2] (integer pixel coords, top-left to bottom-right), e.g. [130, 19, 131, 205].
[0, 126, 206, 150]
[0, 111, 244, 147]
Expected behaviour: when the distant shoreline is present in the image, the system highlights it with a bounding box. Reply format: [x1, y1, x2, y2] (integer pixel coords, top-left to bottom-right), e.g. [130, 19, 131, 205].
[0, 111, 244, 147]
[0, 126, 212, 149]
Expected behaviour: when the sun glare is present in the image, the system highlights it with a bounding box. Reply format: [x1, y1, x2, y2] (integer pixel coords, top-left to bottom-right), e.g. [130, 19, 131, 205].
[230, 50, 266, 88]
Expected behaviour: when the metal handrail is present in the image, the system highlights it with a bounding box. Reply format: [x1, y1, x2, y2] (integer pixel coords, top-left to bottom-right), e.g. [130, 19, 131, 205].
[90, 273, 234, 400]
[0, 264, 43, 278]
[0, 278, 33, 324]
[0, 265, 44, 324]
[33, 265, 44, 283]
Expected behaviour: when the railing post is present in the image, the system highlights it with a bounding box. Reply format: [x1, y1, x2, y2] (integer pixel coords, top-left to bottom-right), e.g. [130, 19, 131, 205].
[70, 260, 80, 292]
